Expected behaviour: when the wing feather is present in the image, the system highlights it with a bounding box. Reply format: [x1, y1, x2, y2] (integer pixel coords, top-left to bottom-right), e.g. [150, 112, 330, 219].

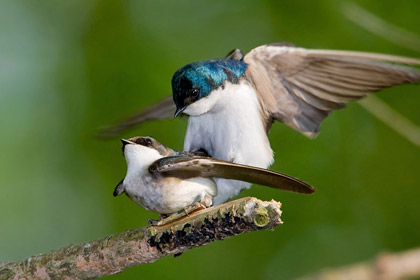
[244, 44, 420, 136]
[149, 156, 315, 194]
[98, 97, 175, 138]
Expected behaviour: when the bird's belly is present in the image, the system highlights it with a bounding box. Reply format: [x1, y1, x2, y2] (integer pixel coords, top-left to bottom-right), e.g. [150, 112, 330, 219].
[126, 176, 217, 214]
[185, 114, 273, 205]
[183, 82, 274, 204]
[184, 111, 273, 168]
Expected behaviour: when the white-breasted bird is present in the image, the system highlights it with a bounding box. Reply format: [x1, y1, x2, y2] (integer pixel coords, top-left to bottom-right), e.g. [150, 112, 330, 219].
[104, 43, 420, 205]
[114, 136, 314, 222]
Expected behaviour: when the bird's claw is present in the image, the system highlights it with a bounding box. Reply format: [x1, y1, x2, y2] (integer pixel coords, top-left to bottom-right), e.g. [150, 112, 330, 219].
[147, 218, 160, 226]
[149, 202, 207, 227]
[184, 202, 206, 216]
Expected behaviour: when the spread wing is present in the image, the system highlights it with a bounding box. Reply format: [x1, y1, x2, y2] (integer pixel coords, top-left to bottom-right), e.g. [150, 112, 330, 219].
[98, 96, 176, 138]
[244, 43, 420, 137]
[149, 156, 315, 194]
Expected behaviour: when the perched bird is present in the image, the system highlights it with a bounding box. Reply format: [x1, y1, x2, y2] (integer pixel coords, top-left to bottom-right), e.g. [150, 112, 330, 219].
[114, 136, 314, 223]
[103, 43, 420, 205]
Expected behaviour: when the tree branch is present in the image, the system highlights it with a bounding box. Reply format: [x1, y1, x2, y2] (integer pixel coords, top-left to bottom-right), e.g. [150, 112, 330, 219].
[0, 197, 282, 280]
[298, 247, 420, 280]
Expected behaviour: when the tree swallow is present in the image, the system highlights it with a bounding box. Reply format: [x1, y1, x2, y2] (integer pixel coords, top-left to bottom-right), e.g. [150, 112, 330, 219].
[104, 43, 420, 205]
[114, 136, 314, 223]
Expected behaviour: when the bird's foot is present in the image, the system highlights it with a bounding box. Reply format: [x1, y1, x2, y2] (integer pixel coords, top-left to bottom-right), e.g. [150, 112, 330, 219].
[184, 202, 206, 216]
[147, 214, 169, 225]
[147, 218, 159, 226]
[152, 203, 207, 226]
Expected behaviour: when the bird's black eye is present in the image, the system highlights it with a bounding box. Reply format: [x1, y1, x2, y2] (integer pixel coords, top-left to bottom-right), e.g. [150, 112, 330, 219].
[135, 138, 153, 146]
[145, 138, 153, 146]
[191, 88, 200, 98]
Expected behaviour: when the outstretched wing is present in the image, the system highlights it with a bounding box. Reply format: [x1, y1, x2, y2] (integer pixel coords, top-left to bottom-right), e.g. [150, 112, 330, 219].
[98, 97, 176, 138]
[244, 43, 420, 137]
[149, 156, 315, 194]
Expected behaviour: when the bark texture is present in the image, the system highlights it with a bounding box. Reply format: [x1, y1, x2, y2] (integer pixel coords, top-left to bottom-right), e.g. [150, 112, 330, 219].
[298, 247, 420, 280]
[0, 197, 282, 280]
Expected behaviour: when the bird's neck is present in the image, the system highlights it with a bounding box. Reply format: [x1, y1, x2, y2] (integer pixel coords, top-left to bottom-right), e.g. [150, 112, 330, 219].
[124, 146, 161, 180]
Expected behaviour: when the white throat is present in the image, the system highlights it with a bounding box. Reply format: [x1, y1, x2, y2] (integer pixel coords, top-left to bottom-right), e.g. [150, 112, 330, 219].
[183, 87, 222, 116]
[124, 145, 162, 180]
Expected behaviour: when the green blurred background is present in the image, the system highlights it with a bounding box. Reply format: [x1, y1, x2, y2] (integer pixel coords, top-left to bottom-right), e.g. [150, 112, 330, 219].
[1, 0, 419, 279]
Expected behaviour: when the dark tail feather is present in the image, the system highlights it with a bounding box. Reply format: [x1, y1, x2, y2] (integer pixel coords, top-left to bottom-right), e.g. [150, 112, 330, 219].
[113, 179, 125, 197]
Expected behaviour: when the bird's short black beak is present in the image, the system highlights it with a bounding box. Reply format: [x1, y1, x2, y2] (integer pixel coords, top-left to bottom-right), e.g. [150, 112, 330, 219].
[174, 106, 186, 118]
[121, 139, 132, 155]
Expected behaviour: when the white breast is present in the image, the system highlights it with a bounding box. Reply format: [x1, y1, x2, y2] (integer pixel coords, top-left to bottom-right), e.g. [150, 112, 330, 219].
[184, 80, 274, 204]
[125, 174, 217, 214]
[122, 144, 218, 214]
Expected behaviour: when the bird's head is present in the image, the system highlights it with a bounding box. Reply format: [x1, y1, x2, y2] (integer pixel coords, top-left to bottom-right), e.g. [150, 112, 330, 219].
[171, 59, 247, 117]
